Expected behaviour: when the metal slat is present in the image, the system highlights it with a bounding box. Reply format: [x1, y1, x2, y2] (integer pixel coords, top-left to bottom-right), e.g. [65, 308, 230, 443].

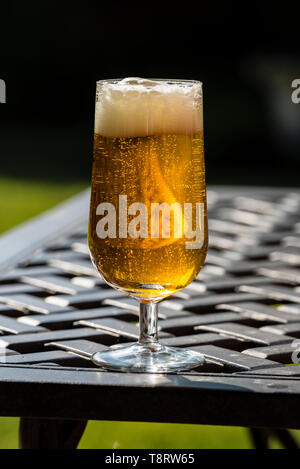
[75, 318, 141, 340]
[49, 258, 98, 276]
[242, 344, 298, 363]
[20, 275, 95, 295]
[45, 339, 106, 358]
[239, 365, 300, 377]
[239, 231, 297, 245]
[4, 351, 90, 366]
[284, 234, 300, 248]
[208, 219, 260, 235]
[0, 315, 47, 335]
[160, 333, 237, 348]
[0, 304, 24, 318]
[0, 328, 118, 353]
[216, 208, 285, 228]
[257, 266, 300, 284]
[278, 304, 300, 314]
[270, 246, 300, 264]
[187, 345, 278, 371]
[217, 302, 300, 324]
[164, 292, 269, 312]
[225, 260, 286, 275]
[196, 276, 273, 293]
[233, 197, 282, 214]
[0, 266, 65, 283]
[24, 250, 88, 266]
[45, 289, 124, 308]
[173, 284, 214, 299]
[158, 312, 245, 335]
[195, 322, 293, 346]
[0, 294, 75, 315]
[71, 276, 107, 288]
[18, 307, 133, 329]
[0, 284, 42, 296]
[238, 284, 300, 304]
[261, 323, 300, 338]
[71, 242, 89, 255]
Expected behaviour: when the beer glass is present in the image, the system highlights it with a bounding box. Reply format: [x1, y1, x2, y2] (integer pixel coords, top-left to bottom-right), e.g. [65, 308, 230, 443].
[88, 78, 208, 372]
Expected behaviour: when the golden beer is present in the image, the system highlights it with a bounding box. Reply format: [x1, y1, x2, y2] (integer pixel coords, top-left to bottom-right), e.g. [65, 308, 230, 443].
[89, 132, 207, 300]
[89, 78, 208, 372]
[88, 78, 207, 301]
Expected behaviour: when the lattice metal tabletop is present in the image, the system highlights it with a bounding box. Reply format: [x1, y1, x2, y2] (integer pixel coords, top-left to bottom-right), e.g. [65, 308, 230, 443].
[0, 186, 300, 448]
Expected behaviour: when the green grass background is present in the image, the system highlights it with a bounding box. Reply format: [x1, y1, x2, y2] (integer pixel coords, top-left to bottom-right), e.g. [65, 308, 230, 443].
[0, 177, 299, 449]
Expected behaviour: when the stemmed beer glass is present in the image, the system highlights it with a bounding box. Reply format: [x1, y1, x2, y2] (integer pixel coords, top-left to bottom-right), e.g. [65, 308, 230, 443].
[88, 78, 208, 372]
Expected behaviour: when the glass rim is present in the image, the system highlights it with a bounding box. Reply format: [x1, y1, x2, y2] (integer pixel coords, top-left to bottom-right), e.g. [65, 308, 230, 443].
[96, 78, 202, 86]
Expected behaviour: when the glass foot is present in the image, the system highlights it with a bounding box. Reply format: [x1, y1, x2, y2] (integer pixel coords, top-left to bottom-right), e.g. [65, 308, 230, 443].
[92, 342, 205, 373]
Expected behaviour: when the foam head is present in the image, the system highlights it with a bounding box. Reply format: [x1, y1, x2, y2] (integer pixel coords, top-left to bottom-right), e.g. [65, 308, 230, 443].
[95, 78, 203, 138]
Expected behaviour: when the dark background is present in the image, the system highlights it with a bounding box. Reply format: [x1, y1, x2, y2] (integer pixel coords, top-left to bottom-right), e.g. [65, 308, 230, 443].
[0, 1, 299, 186]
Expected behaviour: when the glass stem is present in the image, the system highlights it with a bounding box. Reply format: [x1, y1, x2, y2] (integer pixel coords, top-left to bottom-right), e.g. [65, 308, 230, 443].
[139, 302, 158, 345]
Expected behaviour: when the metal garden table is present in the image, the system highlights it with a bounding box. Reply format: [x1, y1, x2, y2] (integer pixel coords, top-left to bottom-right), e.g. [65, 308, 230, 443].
[0, 186, 300, 449]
